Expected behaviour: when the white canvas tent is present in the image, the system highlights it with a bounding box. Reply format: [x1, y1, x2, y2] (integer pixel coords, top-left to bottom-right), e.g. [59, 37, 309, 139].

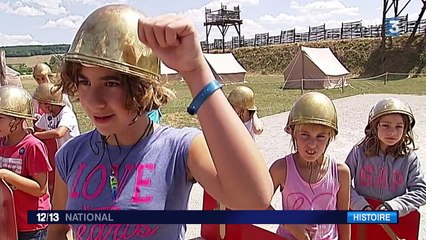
[160, 53, 247, 83]
[160, 62, 182, 81]
[204, 53, 246, 83]
[283, 47, 349, 89]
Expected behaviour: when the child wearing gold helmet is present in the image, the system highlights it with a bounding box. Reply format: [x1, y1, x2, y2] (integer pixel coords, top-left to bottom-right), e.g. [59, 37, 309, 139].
[346, 98, 426, 215]
[228, 86, 264, 139]
[32, 82, 80, 149]
[46, 4, 273, 240]
[269, 92, 350, 240]
[32, 63, 73, 119]
[0, 85, 51, 239]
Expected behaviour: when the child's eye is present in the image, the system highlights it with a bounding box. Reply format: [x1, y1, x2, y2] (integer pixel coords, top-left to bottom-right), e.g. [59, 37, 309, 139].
[300, 133, 309, 138]
[317, 135, 326, 139]
[77, 79, 90, 86]
[105, 81, 120, 87]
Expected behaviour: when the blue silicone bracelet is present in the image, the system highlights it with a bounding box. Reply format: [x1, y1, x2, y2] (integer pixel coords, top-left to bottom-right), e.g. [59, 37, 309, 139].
[187, 80, 223, 115]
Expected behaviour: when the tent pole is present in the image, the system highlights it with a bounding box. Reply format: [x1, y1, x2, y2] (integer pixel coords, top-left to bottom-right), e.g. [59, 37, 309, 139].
[301, 48, 304, 95]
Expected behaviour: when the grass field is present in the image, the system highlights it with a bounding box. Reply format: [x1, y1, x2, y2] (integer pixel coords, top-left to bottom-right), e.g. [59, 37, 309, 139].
[20, 74, 426, 133]
[7, 55, 53, 67]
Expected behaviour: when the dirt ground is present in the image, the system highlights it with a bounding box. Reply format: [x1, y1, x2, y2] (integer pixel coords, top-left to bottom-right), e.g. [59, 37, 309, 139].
[185, 93, 426, 240]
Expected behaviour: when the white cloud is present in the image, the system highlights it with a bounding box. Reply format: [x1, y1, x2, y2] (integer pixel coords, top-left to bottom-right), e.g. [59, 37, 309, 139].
[0, 32, 40, 46]
[0, 0, 68, 16]
[42, 6, 68, 15]
[41, 15, 84, 29]
[0, 2, 10, 11]
[35, 0, 68, 15]
[10, 6, 45, 16]
[63, 0, 128, 5]
[33, 0, 62, 8]
[291, 0, 358, 15]
[202, 0, 259, 12]
[10, 1, 24, 8]
[241, 18, 268, 37]
[258, 0, 360, 32]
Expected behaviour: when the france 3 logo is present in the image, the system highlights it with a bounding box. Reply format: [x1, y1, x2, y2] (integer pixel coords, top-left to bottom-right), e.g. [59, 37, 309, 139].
[385, 17, 400, 37]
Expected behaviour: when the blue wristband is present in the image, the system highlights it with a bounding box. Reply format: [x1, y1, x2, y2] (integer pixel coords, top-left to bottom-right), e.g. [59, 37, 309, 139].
[187, 80, 223, 115]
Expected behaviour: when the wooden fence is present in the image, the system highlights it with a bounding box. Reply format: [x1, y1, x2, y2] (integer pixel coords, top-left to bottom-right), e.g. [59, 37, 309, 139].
[201, 15, 426, 51]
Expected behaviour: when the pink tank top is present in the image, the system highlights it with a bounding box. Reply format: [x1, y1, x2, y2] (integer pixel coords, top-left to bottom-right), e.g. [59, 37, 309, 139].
[276, 154, 340, 240]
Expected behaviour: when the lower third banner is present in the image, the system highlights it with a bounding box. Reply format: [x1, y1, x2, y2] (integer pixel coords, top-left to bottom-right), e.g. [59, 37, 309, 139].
[28, 210, 397, 225]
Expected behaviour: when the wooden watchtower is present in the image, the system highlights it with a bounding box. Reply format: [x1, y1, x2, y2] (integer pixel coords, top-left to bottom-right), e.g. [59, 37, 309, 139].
[204, 4, 243, 53]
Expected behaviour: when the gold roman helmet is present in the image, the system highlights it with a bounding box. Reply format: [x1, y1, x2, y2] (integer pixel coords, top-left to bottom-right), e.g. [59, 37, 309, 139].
[33, 63, 52, 78]
[228, 86, 257, 111]
[285, 92, 338, 134]
[65, 4, 159, 81]
[366, 98, 415, 132]
[33, 83, 64, 106]
[0, 85, 34, 119]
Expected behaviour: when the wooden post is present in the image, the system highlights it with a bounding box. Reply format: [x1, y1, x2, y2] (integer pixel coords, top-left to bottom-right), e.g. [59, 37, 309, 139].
[0, 50, 7, 86]
[384, 72, 388, 85]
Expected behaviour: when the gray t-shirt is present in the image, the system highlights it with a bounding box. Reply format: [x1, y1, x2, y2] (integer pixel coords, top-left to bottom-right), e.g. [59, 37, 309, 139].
[56, 126, 200, 239]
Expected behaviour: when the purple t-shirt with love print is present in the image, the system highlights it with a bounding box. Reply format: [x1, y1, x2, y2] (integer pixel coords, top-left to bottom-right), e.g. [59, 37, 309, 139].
[56, 126, 200, 240]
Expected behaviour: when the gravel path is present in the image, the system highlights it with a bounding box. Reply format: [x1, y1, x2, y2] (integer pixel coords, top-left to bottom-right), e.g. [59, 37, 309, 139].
[185, 93, 426, 240]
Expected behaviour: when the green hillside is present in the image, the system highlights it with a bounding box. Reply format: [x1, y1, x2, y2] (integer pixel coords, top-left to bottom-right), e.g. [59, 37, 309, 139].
[3, 35, 426, 78]
[231, 35, 426, 77]
[0, 44, 69, 57]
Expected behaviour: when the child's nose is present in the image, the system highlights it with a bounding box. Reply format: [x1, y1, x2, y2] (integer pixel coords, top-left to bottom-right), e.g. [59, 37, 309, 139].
[307, 138, 317, 147]
[87, 89, 107, 109]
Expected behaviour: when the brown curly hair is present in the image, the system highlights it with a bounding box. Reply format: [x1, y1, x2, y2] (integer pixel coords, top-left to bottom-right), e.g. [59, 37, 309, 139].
[58, 61, 174, 114]
[357, 114, 416, 157]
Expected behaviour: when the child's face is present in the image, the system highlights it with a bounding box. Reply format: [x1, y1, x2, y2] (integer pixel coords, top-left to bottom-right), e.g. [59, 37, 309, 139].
[293, 124, 331, 162]
[377, 113, 405, 148]
[38, 101, 51, 113]
[77, 65, 134, 136]
[0, 114, 16, 137]
[34, 75, 48, 85]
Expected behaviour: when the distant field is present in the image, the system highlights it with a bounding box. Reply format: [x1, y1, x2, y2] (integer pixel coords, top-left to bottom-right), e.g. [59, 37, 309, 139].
[6, 54, 54, 67]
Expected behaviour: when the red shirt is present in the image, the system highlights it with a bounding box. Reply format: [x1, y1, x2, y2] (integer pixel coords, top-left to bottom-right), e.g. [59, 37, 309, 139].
[0, 134, 52, 232]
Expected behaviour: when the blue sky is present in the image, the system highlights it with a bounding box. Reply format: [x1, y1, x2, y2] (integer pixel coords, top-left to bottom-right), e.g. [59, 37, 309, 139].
[0, 0, 423, 46]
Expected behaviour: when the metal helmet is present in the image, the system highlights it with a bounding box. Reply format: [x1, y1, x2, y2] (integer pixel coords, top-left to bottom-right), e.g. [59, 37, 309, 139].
[0, 85, 34, 119]
[366, 98, 415, 132]
[285, 92, 338, 134]
[65, 4, 159, 81]
[33, 63, 52, 77]
[228, 86, 257, 111]
[33, 83, 64, 106]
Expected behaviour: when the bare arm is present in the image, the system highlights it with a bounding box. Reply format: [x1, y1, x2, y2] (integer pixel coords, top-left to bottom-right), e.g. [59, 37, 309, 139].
[34, 126, 69, 139]
[47, 169, 69, 240]
[0, 169, 48, 197]
[185, 68, 272, 210]
[337, 162, 351, 240]
[139, 15, 273, 210]
[187, 133, 272, 209]
[268, 158, 286, 208]
[251, 111, 264, 135]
